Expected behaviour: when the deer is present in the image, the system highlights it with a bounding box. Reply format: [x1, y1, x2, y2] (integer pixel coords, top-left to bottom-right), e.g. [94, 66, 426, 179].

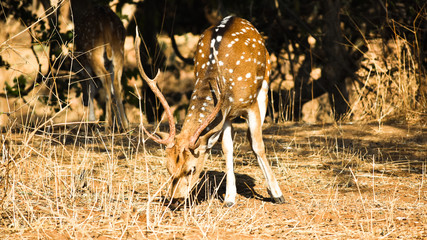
[71, 0, 128, 130]
[135, 15, 285, 208]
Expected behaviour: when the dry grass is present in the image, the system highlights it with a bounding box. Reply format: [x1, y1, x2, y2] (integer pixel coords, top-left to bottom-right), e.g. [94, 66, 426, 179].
[349, 36, 423, 124]
[1, 3, 426, 239]
[0, 120, 425, 239]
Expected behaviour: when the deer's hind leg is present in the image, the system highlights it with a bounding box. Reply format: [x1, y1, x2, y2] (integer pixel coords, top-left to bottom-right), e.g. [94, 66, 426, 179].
[89, 48, 114, 128]
[247, 83, 284, 204]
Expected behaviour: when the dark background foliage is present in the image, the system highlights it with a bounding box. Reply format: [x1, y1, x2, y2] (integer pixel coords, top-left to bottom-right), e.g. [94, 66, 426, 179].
[1, 0, 425, 123]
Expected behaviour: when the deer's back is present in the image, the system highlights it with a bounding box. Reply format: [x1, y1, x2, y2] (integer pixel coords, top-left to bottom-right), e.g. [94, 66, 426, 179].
[192, 16, 270, 119]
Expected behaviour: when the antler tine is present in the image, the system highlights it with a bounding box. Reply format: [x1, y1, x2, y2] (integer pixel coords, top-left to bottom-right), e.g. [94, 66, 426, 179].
[188, 47, 224, 149]
[135, 27, 176, 145]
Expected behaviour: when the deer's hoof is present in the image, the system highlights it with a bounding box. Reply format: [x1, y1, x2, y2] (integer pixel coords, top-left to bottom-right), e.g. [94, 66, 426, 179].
[224, 201, 235, 207]
[272, 195, 285, 204]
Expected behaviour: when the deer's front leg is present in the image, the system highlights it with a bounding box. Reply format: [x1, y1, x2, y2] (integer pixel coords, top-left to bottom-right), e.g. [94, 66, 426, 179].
[247, 106, 285, 204]
[222, 119, 236, 207]
[87, 81, 97, 122]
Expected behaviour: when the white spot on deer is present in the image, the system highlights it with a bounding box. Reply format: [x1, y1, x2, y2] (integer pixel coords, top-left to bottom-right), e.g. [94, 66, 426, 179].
[192, 95, 197, 100]
[200, 113, 205, 118]
[229, 78, 233, 82]
[191, 105, 195, 110]
[216, 36, 222, 42]
[199, 49, 202, 53]
[242, 28, 247, 32]
[236, 60, 240, 65]
[201, 107, 206, 111]
[225, 53, 229, 57]
[219, 61, 224, 66]
[188, 113, 192, 117]
[203, 102, 208, 106]
[231, 33, 236, 36]
[200, 42, 204, 47]
[211, 39, 215, 48]
[202, 63, 206, 69]
[229, 69, 233, 74]
[212, 59, 216, 64]
[201, 53, 205, 58]
[246, 73, 251, 78]
[228, 43, 233, 48]
[234, 38, 239, 42]
[258, 51, 261, 55]
[241, 56, 245, 60]
[229, 97, 233, 102]
[237, 76, 242, 81]
[206, 96, 212, 101]
[231, 82, 235, 86]
[198, 119, 203, 123]
[239, 98, 244, 102]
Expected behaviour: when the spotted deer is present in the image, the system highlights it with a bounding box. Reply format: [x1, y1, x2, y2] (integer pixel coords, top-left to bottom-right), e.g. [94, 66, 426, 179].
[71, 0, 128, 130]
[135, 16, 284, 207]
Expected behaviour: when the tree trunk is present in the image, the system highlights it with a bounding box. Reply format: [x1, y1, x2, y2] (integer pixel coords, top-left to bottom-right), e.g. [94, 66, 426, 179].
[320, 0, 351, 120]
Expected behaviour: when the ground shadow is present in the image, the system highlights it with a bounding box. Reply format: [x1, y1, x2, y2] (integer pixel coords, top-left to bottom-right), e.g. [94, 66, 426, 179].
[192, 170, 271, 204]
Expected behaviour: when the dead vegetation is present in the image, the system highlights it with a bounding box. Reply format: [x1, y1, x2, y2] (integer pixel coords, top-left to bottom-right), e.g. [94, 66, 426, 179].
[0, 121, 425, 239]
[1, 1, 426, 239]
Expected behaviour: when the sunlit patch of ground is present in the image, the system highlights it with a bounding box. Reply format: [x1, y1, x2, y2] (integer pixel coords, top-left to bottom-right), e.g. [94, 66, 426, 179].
[1, 121, 425, 239]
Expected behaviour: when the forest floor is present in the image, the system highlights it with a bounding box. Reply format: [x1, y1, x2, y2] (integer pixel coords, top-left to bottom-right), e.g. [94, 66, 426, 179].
[1, 10, 426, 239]
[1, 120, 426, 239]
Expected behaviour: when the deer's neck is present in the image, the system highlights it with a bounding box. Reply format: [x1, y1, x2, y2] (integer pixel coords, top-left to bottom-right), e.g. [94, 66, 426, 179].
[179, 75, 227, 148]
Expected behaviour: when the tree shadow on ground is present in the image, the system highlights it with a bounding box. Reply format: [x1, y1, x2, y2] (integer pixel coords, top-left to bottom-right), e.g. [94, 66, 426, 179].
[261, 123, 426, 176]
